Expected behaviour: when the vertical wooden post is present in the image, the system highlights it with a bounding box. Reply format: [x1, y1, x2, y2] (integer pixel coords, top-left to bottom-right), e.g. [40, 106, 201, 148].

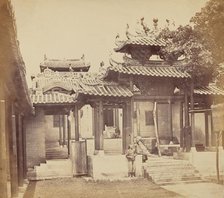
[211, 111, 214, 146]
[74, 106, 79, 141]
[179, 102, 184, 147]
[136, 102, 140, 136]
[205, 111, 209, 147]
[94, 106, 99, 151]
[94, 101, 104, 152]
[114, 108, 119, 130]
[67, 114, 71, 155]
[122, 105, 127, 154]
[122, 101, 132, 154]
[0, 100, 8, 198]
[63, 115, 67, 146]
[17, 114, 24, 186]
[184, 85, 190, 151]
[153, 102, 161, 157]
[22, 117, 27, 179]
[98, 100, 104, 150]
[168, 99, 173, 140]
[9, 106, 18, 197]
[59, 115, 62, 145]
[190, 80, 195, 148]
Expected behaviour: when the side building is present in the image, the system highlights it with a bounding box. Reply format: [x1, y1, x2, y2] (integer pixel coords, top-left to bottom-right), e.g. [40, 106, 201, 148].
[0, 0, 32, 197]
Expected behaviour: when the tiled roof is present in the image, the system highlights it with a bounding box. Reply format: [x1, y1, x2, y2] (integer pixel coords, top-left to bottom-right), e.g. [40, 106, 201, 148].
[31, 92, 76, 104]
[107, 59, 190, 78]
[30, 69, 133, 104]
[40, 59, 90, 70]
[115, 36, 166, 52]
[194, 84, 224, 96]
[79, 82, 133, 97]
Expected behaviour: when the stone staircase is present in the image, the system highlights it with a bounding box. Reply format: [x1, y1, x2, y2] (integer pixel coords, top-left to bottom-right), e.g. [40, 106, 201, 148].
[143, 156, 203, 185]
[27, 159, 73, 180]
[104, 139, 122, 155]
[45, 141, 68, 159]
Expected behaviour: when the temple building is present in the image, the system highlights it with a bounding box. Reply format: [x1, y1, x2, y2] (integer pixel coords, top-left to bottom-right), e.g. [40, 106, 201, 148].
[26, 19, 224, 179]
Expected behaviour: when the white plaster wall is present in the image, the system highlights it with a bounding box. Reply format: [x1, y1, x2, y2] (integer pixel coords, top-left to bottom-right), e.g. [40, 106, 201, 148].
[79, 105, 93, 139]
[194, 113, 205, 145]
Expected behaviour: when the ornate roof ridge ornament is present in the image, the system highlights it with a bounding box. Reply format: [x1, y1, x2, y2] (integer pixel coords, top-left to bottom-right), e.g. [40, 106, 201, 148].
[140, 17, 150, 35]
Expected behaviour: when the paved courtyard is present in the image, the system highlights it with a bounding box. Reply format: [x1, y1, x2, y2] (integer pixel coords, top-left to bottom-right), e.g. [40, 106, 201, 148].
[24, 178, 183, 198]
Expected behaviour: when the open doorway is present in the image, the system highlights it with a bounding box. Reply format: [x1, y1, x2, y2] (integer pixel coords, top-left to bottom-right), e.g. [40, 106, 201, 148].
[45, 114, 68, 159]
[103, 107, 123, 155]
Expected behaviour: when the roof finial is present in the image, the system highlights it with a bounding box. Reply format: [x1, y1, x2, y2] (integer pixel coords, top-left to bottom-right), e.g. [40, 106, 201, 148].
[81, 54, 85, 61]
[166, 19, 170, 28]
[140, 17, 150, 35]
[126, 24, 130, 39]
[100, 61, 104, 67]
[44, 54, 47, 61]
[153, 18, 158, 30]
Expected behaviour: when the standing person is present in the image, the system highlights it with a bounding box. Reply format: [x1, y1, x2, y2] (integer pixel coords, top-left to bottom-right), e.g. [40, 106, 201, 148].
[126, 144, 137, 177]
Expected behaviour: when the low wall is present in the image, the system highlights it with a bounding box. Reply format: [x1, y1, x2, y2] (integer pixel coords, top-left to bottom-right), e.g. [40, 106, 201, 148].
[88, 154, 142, 180]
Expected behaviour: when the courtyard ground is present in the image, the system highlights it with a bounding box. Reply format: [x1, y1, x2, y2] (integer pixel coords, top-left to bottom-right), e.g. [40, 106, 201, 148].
[24, 177, 183, 198]
[163, 182, 224, 198]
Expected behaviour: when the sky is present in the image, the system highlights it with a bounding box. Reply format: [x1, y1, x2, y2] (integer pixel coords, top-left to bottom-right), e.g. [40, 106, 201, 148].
[11, 0, 207, 85]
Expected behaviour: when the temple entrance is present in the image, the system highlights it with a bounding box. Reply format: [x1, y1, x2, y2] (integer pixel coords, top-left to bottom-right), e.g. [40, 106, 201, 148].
[45, 113, 69, 160]
[103, 108, 123, 155]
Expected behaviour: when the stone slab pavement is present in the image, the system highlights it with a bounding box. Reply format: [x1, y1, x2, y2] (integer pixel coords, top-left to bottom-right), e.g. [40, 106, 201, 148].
[24, 177, 184, 198]
[162, 182, 224, 198]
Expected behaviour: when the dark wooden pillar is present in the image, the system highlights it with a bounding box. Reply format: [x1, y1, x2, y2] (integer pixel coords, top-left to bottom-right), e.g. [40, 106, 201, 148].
[190, 80, 195, 148]
[59, 115, 62, 145]
[9, 106, 19, 197]
[122, 105, 127, 154]
[114, 108, 119, 129]
[16, 114, 24, 186]
[168, 99, 173, 140]
[94, 101, 104, 152]
[62, 115, 67, 146]
[122, 101, 132, 154]
[210, 111, 215, 146]
[0, 100, 8, 198]
[179, 102, 184, 147]
[98, 101, 104, 150]
[22, 117, 27, 179]
[184, 85, 191, 151]
[205, 111, 209, 147]
[74, 106, 79, 141]
[93, 107, 99, 151]
[67, 114, 71, 155]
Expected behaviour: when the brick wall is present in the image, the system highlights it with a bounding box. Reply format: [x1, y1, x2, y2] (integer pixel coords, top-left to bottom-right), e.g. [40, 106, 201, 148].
[25, 108, 46, 168]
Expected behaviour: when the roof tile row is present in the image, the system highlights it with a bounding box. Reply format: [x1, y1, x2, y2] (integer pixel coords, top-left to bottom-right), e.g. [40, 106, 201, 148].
[115, 36, 166, 52]
[108, 63, 190, 78]
[31, 92, 75, 104]
[194, 84, 224, 96]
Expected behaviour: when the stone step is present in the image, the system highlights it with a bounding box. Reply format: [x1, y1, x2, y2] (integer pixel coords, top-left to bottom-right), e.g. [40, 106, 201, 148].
[155, 178, 203, 185]
[144, 158, 203, 185]
[147, 170, 200, 177]
[151, 173, 201, 179]
[30, 159, 73, 180]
